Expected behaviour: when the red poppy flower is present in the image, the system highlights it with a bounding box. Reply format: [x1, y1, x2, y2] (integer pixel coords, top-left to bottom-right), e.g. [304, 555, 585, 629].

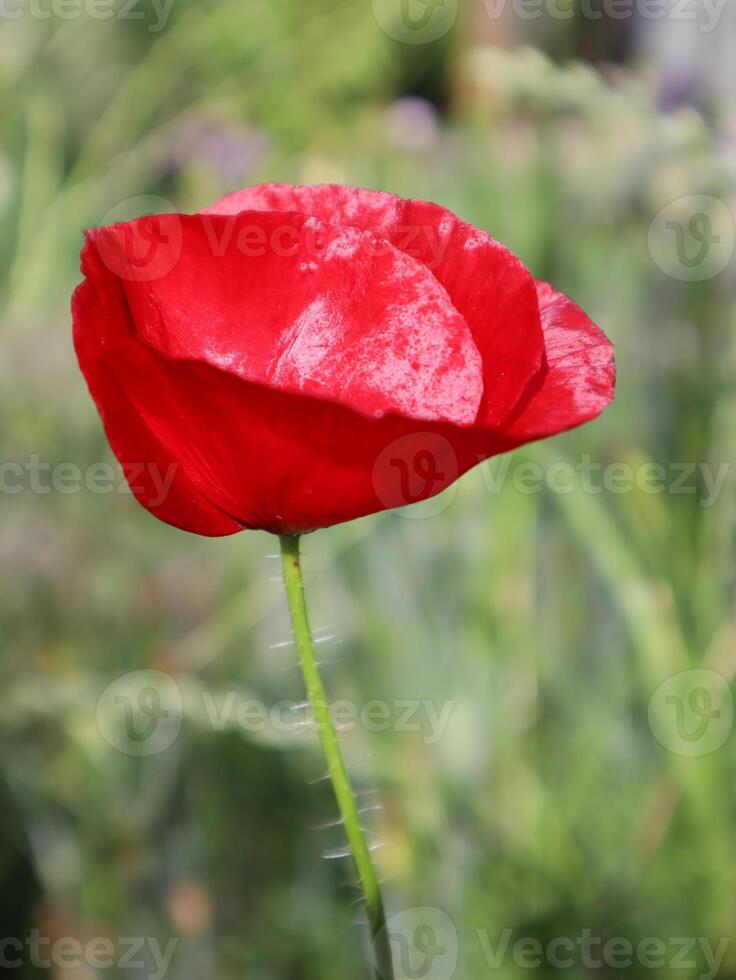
[72, 183, 615, 536]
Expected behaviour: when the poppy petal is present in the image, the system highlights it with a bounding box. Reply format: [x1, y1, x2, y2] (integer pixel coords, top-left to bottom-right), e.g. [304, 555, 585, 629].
[72, 252, 241, 536]
[204, 183, 545, 427]
[72, 192, 614, 536]
[503, 281, 616, 442]
[90, 212, 483, 426]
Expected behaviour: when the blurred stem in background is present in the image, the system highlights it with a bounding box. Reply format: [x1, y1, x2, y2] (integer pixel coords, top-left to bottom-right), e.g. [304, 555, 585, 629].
[279, 534, 394, 980]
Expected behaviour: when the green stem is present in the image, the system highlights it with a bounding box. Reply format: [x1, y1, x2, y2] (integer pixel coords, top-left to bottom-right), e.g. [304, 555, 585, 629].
[279, 534, 394, 980]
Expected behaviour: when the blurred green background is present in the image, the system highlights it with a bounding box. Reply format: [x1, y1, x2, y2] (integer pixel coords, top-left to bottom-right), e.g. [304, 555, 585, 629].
[2, 0, 736, 977]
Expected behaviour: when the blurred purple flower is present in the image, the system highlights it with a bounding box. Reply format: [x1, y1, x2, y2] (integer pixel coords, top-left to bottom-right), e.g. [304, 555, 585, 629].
[657, 70, 703, 114]
[167, 117, 272, 183]
[384, 97, 439, 153]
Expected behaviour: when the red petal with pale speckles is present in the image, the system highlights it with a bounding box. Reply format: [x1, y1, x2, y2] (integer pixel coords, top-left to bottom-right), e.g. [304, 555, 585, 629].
[72, 184, 615, 535]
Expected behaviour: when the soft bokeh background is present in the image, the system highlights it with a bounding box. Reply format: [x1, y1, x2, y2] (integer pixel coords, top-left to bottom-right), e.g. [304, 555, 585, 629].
[2, 1, 736, 977]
